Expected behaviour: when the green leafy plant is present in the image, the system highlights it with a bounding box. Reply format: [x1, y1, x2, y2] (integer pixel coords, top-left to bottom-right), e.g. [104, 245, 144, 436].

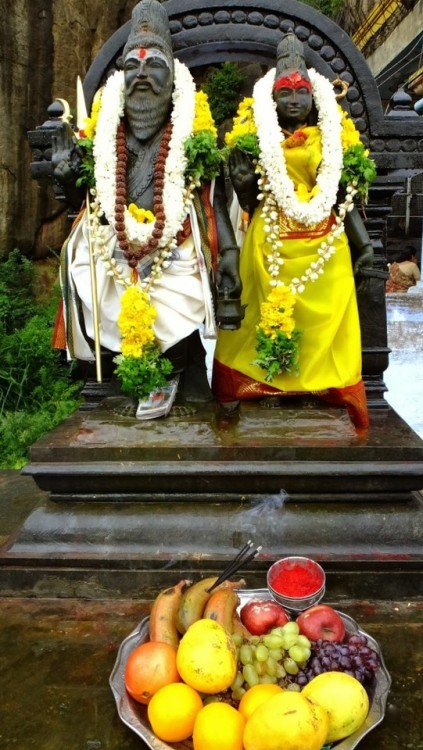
[254, 327, 302, 382]
[202, 62, 246, 125]
[340, 144, 377, 202]
[75, 137, 95, 189]
[113, 348, 173, 401]
[0, 250, 83, 468]
[185, 130, 226, 182]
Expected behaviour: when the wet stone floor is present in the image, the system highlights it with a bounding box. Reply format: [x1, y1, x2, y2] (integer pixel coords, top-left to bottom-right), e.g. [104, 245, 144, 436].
[0, 597, 422, 750]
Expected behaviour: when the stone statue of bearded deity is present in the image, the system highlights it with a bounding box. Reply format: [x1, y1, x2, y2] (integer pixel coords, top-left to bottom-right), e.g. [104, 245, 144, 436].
[55, 0, 242, 416]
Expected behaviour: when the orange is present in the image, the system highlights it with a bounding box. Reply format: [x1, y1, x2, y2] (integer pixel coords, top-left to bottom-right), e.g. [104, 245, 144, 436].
[147, 682, 203, 742]
[193, 701, 245, 750]
[238, 683, 284, 720]
[243, 690, 328, 750]
[124, 641, 180, 705]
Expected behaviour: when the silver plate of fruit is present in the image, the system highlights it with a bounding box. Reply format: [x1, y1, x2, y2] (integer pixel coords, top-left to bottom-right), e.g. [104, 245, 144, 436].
[110, 587, 391, 750]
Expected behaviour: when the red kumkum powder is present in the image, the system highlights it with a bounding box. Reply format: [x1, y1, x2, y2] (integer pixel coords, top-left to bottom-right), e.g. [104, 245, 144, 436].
[271, 562, 323, 597]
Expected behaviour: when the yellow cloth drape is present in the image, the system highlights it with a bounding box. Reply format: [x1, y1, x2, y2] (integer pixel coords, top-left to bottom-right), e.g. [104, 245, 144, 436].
[214, 126, 362, 394]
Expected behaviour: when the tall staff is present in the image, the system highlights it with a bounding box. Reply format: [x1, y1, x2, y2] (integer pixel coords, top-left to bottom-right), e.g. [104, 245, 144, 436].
[77, 76, 102, 383]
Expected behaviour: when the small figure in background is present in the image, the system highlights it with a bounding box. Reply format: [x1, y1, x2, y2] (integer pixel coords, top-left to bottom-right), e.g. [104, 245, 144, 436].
[386, 246, 420, 293]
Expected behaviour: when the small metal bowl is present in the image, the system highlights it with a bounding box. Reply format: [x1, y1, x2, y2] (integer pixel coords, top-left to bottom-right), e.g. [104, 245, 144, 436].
[267, 556, 326, 613]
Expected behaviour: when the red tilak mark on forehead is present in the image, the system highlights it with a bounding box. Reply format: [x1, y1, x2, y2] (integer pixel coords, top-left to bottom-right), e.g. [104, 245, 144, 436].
[273, 71, 312, 92]
[137, 48, 147, 59]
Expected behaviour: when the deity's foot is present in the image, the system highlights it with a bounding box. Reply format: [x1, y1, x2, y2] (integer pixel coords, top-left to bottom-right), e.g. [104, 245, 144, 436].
[259, 396, 284, 409]
[100, 396, 138, 417]
[171, 403, 198, 417]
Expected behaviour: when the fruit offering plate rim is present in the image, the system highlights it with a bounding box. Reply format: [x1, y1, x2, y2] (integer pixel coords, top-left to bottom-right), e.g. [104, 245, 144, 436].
[109, 589, 391, 750]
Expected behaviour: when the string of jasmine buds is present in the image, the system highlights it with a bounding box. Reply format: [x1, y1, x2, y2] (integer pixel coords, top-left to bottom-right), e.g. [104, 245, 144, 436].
[256, 163, 358, 294]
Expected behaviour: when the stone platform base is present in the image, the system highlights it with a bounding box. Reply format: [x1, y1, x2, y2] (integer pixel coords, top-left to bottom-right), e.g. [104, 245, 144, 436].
[0, 398, 420, 599]
[21, 398, 423, 501]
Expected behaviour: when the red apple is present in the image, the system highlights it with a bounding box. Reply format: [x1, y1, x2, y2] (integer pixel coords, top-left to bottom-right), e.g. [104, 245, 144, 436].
[240, 599, 290, 635]
[296, 604, 345, 642]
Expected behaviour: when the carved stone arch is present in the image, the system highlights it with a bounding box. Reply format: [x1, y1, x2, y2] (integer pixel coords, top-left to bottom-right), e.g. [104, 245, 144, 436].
[83, 0, 385, 145]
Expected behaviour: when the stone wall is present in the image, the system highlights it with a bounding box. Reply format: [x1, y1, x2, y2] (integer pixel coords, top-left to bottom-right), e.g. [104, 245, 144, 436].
[0, 0, 136, 259]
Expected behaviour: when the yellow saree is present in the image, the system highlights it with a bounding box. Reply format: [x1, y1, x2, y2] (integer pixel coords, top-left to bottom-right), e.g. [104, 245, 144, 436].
[213, 126, 368, 428]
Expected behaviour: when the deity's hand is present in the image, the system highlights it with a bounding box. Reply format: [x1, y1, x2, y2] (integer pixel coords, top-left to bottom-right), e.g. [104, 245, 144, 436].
[216, 247, 242, 298]
[51, 123, 85, 209]
[353, 243, 374, 276]
[228, 148, 258, 212]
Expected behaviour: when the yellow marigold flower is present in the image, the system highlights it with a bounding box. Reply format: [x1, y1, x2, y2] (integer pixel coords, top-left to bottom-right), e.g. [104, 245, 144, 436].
[259, 284, 296, 338]
[118, 287, 157, 357]
[193, 91, 217, 137]
[339, 107, 361, 151]
[225, 97, 257, 147]
[80, 88, 102, 140]
[128, 204, 155, 224]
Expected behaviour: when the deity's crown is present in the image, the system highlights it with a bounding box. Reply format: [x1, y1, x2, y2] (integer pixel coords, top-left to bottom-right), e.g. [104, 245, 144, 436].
[275, 31, 309, 80]
[123, 0, 174, 71]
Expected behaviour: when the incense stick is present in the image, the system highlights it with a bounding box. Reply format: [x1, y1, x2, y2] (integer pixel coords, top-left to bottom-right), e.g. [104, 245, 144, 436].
[207, 542, 262, 593]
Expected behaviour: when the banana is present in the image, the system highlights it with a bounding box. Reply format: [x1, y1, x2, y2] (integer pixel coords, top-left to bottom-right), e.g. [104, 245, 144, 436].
[175, 576, 219, 634]
[149, 579, 191, 647]
[203, 587, 240, 633]
[175, 577, 247, 635]
[232, 610, 253, 638]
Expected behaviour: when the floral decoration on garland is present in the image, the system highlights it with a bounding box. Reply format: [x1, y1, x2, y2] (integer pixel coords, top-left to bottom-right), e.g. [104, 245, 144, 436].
[254, 285, 302, 380]
[113, 287, 173, 400]
[74, 61, 222, 400]
[225, 68, 376, 382]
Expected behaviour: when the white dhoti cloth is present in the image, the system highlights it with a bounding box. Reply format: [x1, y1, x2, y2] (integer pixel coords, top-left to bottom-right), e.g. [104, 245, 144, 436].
[61, 204, 216, 361]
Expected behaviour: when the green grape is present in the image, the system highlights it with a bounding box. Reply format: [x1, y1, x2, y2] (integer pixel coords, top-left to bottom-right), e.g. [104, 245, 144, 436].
[296, 634, 311, 648]
[265, 656, 278, 676]
[253, 659, 267, 677]
[286, 682, 301, 692]
[243, 663, 260, 688]
[283, 657, 299, 675]
[281, 633, 299, 650]
[276, 663, 286, 678]
[249, 635, 261, 645]
[282, 622, 300, 635]
[288, 645, 311, 664]
[239, 644, 254, 665]
[269, 626, 286, 637]
[263, 634, 284, 650]
[259, 674, 277, 684]
[268, 648, 283, 661]
[255, 644, 269, 662]
[231, 671, 244, 691]
[268, 646, 284, 660]
[232, 686, 246, 701]
[203, 695, 221, 704]
[232, 632, 243, 647]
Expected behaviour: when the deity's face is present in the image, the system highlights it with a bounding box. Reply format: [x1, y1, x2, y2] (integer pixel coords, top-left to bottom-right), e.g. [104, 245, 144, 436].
[124, 47, 174, 142]
[273, 69, 313, 131]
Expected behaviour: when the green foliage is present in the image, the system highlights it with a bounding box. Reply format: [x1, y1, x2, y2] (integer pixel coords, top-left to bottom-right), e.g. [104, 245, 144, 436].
[75, 137, 95, 189]
[301, 0, 344, 19]
[0, 249, 37, 332]
[114, 348, 173, 401]
[185, 130, 225, 182]
[254, 327, 302, 382]
[202, 63, 246, 125]
[341, 144, 377, 202]
[0, 251, 83, 469]
[229, 134, 261, 161]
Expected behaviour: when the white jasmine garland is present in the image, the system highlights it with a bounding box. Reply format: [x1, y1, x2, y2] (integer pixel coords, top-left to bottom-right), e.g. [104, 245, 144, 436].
[253, 67, 343, 227]
[249, 66, 359, 300]
[93, 59, 196, 259]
